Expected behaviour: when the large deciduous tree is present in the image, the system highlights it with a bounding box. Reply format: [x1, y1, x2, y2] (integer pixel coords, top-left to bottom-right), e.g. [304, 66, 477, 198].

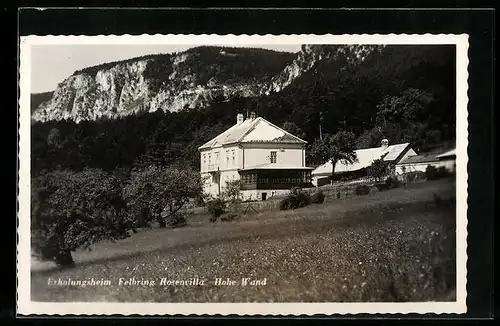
[123, 166, 203, 228]
[31, 169, 131, 267]
[309, 131, 358, 183]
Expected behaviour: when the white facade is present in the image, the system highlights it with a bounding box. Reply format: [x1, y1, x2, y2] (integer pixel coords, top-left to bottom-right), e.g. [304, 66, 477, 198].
[200, 144, 242, 196]
[395, 159, 456, 174]
[199, 114, 308, 200]
[242, 143, 306, 169]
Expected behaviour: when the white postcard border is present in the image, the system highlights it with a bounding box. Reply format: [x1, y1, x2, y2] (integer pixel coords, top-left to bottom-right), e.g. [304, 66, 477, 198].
[18, 33, 469, 316]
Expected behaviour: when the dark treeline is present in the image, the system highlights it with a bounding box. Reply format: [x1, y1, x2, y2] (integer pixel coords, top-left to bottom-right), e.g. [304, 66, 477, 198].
[31, 91, 54, 113]
[31, 45, 456, 176]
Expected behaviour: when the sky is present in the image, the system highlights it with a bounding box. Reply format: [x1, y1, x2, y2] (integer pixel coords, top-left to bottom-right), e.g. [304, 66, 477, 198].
[30, 44, 302, 93]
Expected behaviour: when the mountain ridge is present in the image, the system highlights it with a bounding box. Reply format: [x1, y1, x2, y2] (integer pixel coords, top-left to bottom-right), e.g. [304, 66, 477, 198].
[31, 46, 299, 122]
[31, 45, 381, 123]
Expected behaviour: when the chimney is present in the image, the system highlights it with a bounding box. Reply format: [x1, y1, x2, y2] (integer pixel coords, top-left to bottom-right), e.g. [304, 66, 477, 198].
[250, 111, 256, 120]
[381, 138, 389, 149]
[236, 113, 244, 124]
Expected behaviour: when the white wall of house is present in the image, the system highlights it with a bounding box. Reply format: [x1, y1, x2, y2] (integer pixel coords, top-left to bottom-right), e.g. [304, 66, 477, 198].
[201, 170, 242, 197]
[241, 143, 305, 168]
[311, 175, 324, 187]
[241, 189, 290, 202]
[200, 144, 243, 197]
[200, 145, 242, 173]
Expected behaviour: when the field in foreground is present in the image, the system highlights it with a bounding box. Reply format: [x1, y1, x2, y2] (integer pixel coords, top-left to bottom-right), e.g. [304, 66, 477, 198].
[31, 179, 457, 302]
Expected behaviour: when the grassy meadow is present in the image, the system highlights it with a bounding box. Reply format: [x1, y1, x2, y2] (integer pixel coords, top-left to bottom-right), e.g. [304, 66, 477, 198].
[31, 178, 457, 302]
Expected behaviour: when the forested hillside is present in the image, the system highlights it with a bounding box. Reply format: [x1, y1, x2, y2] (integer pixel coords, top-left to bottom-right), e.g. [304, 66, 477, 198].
[30, 91, 54, 113]
[31, 44, 456, 176]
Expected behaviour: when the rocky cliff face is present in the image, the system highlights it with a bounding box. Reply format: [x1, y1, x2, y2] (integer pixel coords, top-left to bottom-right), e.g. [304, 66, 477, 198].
[262, 45, 383, 94]
[32, 51, 269, 123]
[31, 45, 380, 123]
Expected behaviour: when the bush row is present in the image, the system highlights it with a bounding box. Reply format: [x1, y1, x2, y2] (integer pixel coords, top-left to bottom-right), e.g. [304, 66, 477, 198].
[374, 176, 402, 191]
[277, 187, 327, 211]
[425, 165, 450, 180]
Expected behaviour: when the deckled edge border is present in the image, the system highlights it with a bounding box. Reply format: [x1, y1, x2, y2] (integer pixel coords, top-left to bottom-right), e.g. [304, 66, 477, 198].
[17, 33, 469, 316]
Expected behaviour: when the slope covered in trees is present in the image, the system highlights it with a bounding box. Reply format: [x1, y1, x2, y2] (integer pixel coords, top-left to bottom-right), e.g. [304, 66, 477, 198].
[31, 91, 54, 113]
[31, 45, 456, 176]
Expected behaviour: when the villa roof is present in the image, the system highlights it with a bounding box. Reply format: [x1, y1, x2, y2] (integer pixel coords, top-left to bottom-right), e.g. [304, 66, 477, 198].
[198, 117, 307, 150]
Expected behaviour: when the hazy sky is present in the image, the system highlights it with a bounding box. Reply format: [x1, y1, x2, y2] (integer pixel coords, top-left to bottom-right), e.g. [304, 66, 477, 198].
[30, 44, 302, 93]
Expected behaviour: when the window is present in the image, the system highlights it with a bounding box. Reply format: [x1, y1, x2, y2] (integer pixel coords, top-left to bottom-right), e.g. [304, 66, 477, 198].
[242, 174, 257, 184]
[232, 150, 236, 165]
[259, 177, 269, 184]
[226, 150, 230, 167]
[215, 152, 220, 166]
[242, 175, 250, 184]
[203, 154, 206, 169]
[270, 151, 277, 164]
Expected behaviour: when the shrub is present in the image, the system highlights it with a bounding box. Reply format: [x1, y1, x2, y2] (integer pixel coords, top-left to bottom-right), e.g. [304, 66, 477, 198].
[355, 184, 370, 196]
[426, 165, 450, 180]
[375, 183, 390, 191]
[194, 195, 206, 207]
[385, 176, 401, 189]
[223, 180, 242, 203]
[279, 187, 311, 210]
[368, 158, 391, 183]
[310, 190, 325, 204]
[404, 171, 426, 182]
[166, 213, 187, 228]
[221, 213, 238, 222]
[437, 166, 450, 178]
[206, 197, 226, 221]
[279, 197, 293, 211]
[425, 165, 438, 180]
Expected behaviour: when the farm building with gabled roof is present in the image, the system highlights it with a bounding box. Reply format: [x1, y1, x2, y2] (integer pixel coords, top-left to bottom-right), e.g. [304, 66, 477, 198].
[311, 139, 417, 186]
[395, 146, 456, 175]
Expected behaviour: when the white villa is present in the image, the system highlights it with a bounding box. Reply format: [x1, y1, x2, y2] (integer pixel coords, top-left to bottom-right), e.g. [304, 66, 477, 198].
[311, 139, 417, 186]
[198, 112, 313, 201]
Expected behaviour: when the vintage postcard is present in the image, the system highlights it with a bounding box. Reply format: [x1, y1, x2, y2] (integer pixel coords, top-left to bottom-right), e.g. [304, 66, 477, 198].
[18, 34, 468, 315]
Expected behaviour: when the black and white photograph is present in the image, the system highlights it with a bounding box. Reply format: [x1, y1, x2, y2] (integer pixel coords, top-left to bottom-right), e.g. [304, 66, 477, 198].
[17, 34, 468, 315]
